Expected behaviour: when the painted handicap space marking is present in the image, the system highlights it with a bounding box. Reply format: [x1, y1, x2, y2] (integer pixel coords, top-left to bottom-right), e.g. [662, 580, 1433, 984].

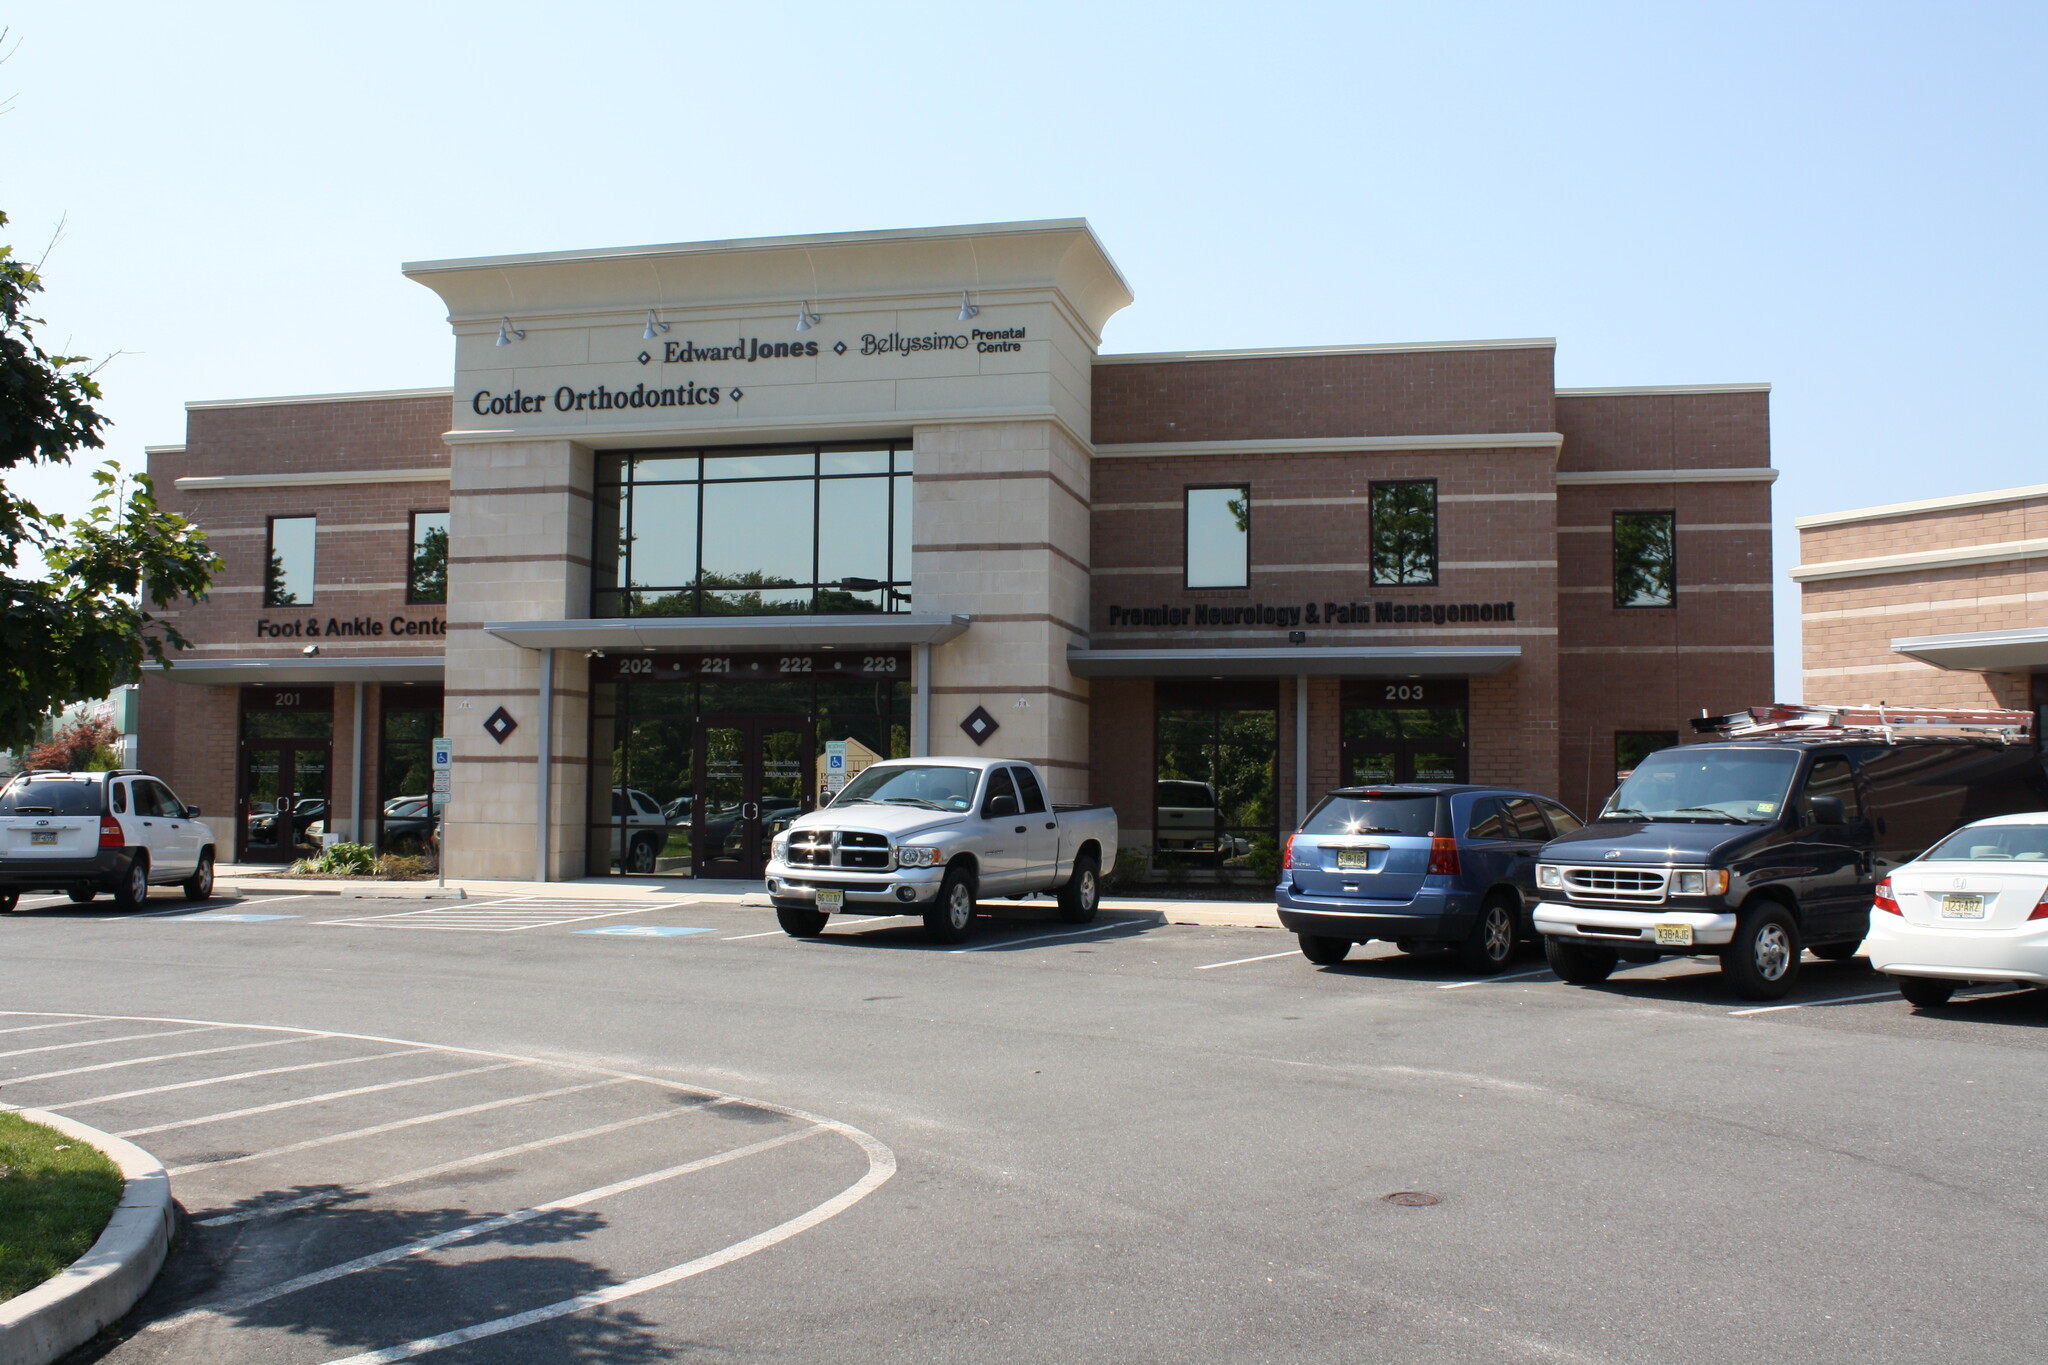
[171, 912, 300, 923]
[574, 925, 716, 938]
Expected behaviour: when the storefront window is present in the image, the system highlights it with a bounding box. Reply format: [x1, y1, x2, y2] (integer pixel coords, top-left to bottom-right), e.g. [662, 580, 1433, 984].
[592, 443, 914, 618]
[1154, 682, 1276, 868]
[378, 687, 443, 855]
[1613, 511, 1676, 607]
[1370, 482, 1437, 586]
[1184, 485, 1250, 589]
[266, 516, 317, 606]
[408, 512, 449, 604]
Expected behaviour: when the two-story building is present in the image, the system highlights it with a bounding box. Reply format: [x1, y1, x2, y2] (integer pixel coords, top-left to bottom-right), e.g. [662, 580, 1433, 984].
[137, 218, 1775, 879]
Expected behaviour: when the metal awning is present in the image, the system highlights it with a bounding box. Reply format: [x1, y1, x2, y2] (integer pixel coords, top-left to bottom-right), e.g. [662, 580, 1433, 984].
[483, 613, 971, 651]
[1065, 645, 1522, 679]
[1892, 626, 2048, 673]
[144, 655, 446, 685]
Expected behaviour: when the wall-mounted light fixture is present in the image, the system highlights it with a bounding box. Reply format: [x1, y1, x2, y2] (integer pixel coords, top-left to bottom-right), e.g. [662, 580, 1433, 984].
[301, 644, 320, 656]
[495, 317, 525, 346]
[643, 309, 671, 341]
[796, 301, 821, 332]
[957, 291, 980, 322]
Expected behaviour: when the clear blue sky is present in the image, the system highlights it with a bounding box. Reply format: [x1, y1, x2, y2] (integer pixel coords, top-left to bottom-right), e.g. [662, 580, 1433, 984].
[7, 2, 2044, 699]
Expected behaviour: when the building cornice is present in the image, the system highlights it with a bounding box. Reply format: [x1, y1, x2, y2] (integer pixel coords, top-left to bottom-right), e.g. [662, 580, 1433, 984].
[1555, 467, 1778, 485]
[441, 406, 1093, 455]
[184, 387, 452, 411]
[1554, 383, 1770, 397]
[174, 467, 449, 492]
[1795, 482, 2048, 530]
[1095, 337, 1555, 365]
[1093, 432, 1564, 459]
[1789, 537, 2048, 583]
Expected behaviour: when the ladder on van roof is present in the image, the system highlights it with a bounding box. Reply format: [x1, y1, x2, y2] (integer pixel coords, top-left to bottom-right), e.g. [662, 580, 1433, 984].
[1691, 702, 2035, 744]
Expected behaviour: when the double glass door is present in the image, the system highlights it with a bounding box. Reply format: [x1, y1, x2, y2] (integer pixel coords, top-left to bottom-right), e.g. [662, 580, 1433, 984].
[693, 716, 814, 879]
[241, 742, 332, 862]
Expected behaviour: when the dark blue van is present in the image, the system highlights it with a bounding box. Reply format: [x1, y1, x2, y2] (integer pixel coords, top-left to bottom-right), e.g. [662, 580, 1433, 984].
[1276, 784, 1584, 972]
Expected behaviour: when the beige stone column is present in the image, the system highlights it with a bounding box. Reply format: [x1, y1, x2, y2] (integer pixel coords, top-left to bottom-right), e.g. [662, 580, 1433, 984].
[442, 439, 593, 879]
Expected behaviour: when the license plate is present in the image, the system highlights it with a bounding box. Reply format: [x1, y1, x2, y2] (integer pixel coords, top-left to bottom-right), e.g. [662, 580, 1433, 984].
[1940, 894, 1984, 919]
[1335, 849, 1372, 870]
[29, 831, 57, 846]
[816, 888, 844, 910]
[1654, 922, 1694, 946]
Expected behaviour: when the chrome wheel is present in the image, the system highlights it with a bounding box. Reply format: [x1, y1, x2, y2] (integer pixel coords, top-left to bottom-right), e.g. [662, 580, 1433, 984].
[1484, 906, 1513, 960]
[1753, 922, 1792, 981]
[946, 881, 973, 931]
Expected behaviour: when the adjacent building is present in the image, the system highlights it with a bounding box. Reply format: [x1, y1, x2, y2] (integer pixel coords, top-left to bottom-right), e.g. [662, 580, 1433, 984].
[137, 219, 1775, 879]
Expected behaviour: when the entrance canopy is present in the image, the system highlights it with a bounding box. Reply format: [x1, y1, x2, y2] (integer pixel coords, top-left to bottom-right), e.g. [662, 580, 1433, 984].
[1065, 645, 1521, 679]
[144, 655, 446, 685]
[1892, 626, 2048, 672]
[483, 614, 970, 651]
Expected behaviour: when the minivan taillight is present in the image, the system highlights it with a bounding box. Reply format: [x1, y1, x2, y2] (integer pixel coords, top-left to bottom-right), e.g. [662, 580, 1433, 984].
[1873, 878, 1901, 916]
[1427, 836, 1461, 876]
[1281, 833, 1297, 869]
[99, 816, 123, 849]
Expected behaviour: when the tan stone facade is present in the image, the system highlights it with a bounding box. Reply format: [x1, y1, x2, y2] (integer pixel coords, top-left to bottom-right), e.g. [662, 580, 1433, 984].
[137, 220, 1775, 878]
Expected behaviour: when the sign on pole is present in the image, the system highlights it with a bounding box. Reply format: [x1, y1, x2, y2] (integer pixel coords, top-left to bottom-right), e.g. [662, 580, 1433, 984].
[431, 737, 453, 810]
[823, 740, 849, 796]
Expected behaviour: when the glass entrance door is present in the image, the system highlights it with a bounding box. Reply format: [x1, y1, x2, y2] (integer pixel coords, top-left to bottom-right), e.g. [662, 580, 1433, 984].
[240, 741, 332, 863]
[1340, 681, 1469, 786]
[692, 716, 815, 880]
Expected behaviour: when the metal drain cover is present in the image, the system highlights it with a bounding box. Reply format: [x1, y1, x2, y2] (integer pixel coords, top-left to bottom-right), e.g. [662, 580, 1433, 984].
[1381, 1191, 1441, 1206]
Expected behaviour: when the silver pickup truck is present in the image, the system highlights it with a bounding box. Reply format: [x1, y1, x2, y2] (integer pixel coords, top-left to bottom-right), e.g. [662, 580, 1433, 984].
[765, 757, 1118, 943]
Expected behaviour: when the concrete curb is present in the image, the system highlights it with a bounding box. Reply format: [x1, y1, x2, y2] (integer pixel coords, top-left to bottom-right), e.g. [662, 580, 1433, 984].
[0, 1111, 174, 1365]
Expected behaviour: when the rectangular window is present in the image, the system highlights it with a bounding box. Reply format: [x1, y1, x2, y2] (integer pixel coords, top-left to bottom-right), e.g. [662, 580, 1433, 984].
[1370, 481, 1437, 586]
[593, 443, 912, 618]
[1615, 730, 1678, 777]
[1613, 511, 1676, 607]
[407, 511, 449, 604]
[1184, 485, 1250, 589]
[265, 516, 316, 606]
[1155, 681, 1277, 869]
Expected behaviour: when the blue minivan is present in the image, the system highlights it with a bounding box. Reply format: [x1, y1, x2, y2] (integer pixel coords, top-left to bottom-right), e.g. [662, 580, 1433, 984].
[1275, 784, 1584, 971]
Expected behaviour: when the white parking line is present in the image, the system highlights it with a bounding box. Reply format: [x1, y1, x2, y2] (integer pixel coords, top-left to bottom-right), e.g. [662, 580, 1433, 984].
[1194, 949, 1301, 971]
[156, 1125, 825, 1331]
[1439, 967, 1558, 990]
[3, 1035, 312, 1085]
[1730, 990, 1902, 1016]
[200, 1103, 706, 1226]
[22, 1049, 427, 1109]
[723, 928, 788, 940]
[165, 1078, 630, 1175]
[101, 893, 320, 922]
[951, 921, 1154, 953]
[315, 899, 668, 932]
[0, 1018, 117, 1037]
[0, 1025, 220, 1060]
[113, 1062, 520, 1138]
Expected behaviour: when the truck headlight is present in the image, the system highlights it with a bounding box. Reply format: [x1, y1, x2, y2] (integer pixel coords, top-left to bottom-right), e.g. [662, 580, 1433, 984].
[896, 845, 942, 868]
[1536, 865, 1563, 889]
[770, 834, 789, 862]
[1673, 869, 1728, 895]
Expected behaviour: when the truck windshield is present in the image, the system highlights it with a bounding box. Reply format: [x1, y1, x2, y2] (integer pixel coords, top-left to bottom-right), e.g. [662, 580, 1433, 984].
[1599, 748, 1799, 823]
[832, 764, 979, 813]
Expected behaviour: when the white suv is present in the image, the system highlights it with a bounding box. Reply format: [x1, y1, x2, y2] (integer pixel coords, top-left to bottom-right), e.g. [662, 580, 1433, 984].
[0, 769, 216, 911]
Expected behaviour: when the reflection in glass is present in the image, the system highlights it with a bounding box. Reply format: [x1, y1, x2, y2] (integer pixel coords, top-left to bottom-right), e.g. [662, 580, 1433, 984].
[819, 478, 890, 584]
[408, 512, 449, 603]
[703, 450, 814, 480]
[266, 516, 316, 606]
[1155, 703, 1275, 866]
[1371, 482, 1437, 585]
[821, 448, 890, 476]
[1614, 512, 1677, 607]
[701, 480, 812, 584]
[1185, 487, 1249, 589]
[629, 483, 699, 589]
[633, 454, 699, 482]
[702, 588, 814, 615]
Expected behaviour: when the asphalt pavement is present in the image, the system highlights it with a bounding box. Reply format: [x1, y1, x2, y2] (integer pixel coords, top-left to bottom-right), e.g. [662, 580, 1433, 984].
[2, 885, 2042, 1363]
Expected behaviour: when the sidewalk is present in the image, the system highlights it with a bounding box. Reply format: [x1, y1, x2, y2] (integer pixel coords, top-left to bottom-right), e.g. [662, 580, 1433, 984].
[214, 865, 1284, 930]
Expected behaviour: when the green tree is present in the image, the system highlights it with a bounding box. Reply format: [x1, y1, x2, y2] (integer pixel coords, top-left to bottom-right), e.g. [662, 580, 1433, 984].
[0, 209, 221, 749]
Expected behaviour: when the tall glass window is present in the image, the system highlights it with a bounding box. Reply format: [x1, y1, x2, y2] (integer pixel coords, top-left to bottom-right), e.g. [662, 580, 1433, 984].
[1370, 482, 1437, 586]
[593, 443, 914, 617]
[265, 516, 316, 606]
[408, 511, 449, 604]
[1185, 485, 1250, 589]
[1613, 511, 1676, 607]
[1154, 682, 1277, 869]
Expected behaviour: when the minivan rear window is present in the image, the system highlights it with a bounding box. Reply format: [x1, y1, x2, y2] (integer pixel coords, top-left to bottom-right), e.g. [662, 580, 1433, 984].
[0, 779, 104, 816]
[1301, 794, 1438, 837]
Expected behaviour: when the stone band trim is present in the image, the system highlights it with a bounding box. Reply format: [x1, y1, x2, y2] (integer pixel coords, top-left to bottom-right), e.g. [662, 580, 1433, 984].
[930, 684, 1091, 705]
[915, 468, 1088, 510]
[448, 484, 595, 502]
[0, 1109, 173, 1365]
[914, 542, 1089, 574]
[1096, 337, 1556, 363]
[1094, 432, 1565, 459]
[1555, 468, 1779, 485]
[972, 613, 1088, 636]
[175, 467, 449, 491]
[1794, 482, 2048, 529]
[1788, 537, 2048, 583]
[448, 554, 595, 569]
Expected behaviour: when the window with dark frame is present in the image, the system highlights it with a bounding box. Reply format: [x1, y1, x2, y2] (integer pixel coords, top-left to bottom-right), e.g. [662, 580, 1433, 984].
[407, 511, 450, 604]
[1613, 511, 1676, 607]
[1369, 481, 1437, 586]
[591, 443, 913, 618]
[1184, 484, 1250, 589]
[1154, 682, 1277, 868]
[265, 515, 317, 607]
[1615, 730, 1678, 777]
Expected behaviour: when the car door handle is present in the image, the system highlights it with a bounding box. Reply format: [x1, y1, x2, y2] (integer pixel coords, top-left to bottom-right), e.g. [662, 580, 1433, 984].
[1044, 822, 1056, 829]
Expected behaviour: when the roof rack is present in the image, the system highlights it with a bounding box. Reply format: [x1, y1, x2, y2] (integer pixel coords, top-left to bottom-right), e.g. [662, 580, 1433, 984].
[1690, 702, 2035, 745]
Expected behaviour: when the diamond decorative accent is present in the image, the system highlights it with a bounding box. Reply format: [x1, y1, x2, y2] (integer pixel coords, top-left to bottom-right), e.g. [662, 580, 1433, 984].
[960, 706, 999, 747]
[729, 387, 744, 402]
[637, 350, 652, 365]
[832, 341, 847, 355]
[483, 707, 518, 744]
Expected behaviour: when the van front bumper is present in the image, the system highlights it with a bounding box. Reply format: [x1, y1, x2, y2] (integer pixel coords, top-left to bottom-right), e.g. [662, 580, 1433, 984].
[1275, 884, 1475, 942]
[765, 862, 943, 908]
[1532, 902, 1738, 948]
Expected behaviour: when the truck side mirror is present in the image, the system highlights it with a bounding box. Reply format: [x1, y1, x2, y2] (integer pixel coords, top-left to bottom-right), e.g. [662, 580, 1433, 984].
[985, 793, 1019, 819]
[1807, 795, 1847, 826]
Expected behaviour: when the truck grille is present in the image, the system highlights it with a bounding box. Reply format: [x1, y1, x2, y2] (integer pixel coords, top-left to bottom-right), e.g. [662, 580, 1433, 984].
[1560, 866, 1669, 904]
[784, 830, 892, 870]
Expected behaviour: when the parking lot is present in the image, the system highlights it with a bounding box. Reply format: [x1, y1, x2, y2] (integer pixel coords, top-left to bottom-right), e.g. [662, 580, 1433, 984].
[3, 886, 2044, 1363]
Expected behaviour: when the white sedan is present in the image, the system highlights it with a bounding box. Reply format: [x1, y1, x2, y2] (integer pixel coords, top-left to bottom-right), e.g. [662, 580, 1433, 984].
[1867, 813, 2048, 1006]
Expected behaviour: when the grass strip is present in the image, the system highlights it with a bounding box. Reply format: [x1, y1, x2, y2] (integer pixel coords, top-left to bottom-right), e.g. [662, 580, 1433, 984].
[0, 1113, 124, 1302]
